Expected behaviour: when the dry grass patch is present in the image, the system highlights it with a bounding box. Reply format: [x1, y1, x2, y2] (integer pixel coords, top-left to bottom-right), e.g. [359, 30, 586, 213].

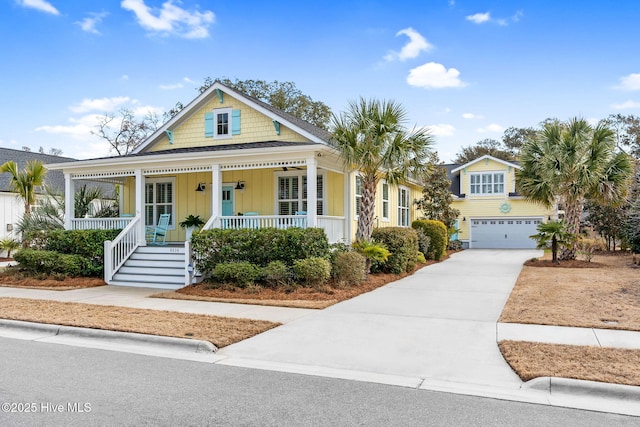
[500, 253, 640, 331]
[153, 259, 441, 309]
[0, 297, 278, 348]
[499, 340, 640, 386]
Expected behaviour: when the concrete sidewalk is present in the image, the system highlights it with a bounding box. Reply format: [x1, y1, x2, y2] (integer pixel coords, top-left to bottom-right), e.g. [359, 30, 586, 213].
[0, 283, 314, 324]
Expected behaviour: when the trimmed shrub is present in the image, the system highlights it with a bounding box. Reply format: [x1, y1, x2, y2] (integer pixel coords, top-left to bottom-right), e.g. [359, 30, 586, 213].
[262, 261, 291, 287]
[416, 251, 426, 264]
[23, 229, 121, 276]
[332, 251, 367, 286]
[575, 238, 604, 262]
[412, 220, 447, 260]
[212, 261, 262, 288]
[370, 227, 419, 274]
[292, 257, 331, 287]
[191, 227, 330, 275]
[447, 239, 463, 251]
[14, 249, 85, 277]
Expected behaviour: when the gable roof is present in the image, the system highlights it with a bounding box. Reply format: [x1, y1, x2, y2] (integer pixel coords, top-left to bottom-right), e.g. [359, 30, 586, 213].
[133, 81, 331, 154]
[450, 154, 521, 174]
[0, 148, 76, 194]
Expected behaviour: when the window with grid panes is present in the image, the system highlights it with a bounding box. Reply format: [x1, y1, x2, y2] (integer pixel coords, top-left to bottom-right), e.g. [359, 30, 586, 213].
[381, 181, 389, 221]
[277, 173, 324, 215]
[145, 179, 175, 228]
[398, 187, 410, 227]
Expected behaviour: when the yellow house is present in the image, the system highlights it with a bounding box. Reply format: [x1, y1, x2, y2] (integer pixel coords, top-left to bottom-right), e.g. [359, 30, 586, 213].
[446, 155, 556, 249]
[46, 82, 422, 289]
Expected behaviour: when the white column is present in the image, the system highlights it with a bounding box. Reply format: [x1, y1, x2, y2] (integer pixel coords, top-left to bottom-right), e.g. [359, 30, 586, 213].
[134, 169, 145, 245]
[343, 169, 352, 244]
[211, 164, 221, 219]
[64, 173, 74, 230]
[306, 156, 317, 227]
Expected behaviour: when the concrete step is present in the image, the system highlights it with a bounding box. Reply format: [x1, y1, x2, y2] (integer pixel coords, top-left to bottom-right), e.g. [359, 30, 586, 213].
[118, 266, 184, 276]
[109, 281, 182, 290]
[136, 245, 185, 254]
[125, 259, 184, 268]
[129, 252, 184, 262]
[111, 273, 184, 285]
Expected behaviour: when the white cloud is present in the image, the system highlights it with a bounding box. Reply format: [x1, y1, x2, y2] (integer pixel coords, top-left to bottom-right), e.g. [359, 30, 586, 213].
[160, 77, 196, 90]
[466, 10, 522, 26]
[384, 27, 432, 61]
[466, 12, 490, 24]
[121, 0, 215, 39]
[77, 12, 108, 34]
[35, 114, 103, 140]
[610, 100, 640, 110]
[476, 123, 505, 133]
[69, 97, 132, 113]
[615, 73, 640, 91]
[428, 124, 455, 137]
[407, 62, 466, 89]
[462, 113, 483, 119]
[18, 0, 59, 15]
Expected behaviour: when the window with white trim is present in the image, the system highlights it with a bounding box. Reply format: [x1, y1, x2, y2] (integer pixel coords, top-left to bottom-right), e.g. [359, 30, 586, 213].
[398, 186, 410, 227]
[470, 172, 505, 195]
[381, 181, 389, 221]
[355, 175, 363, 217]
[145, 178, 175, 229]
[276, 172, 324, 215]
[214, 108, 231, 139]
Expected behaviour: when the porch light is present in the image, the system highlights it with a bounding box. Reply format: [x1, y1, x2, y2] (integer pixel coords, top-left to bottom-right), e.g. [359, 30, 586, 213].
[462, 217, 466, 222]
[195, 183, 206, 192]
[235, 181, 245, 190]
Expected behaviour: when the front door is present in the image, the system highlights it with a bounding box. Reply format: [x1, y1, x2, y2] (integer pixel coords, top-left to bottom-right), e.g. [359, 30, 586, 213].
[222, 185, 234, 216]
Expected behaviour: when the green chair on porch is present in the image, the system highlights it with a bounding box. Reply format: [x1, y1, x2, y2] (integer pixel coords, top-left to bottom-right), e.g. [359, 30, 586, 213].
[146, 214, 170, 245]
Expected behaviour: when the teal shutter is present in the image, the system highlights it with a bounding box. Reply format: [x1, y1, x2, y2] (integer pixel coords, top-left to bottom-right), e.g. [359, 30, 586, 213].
[204, 112, 214, 137]
[232, 110, 241, 135]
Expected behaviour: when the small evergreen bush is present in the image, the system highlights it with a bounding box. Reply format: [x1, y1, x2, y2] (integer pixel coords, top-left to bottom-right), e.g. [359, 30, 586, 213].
[332, 251, 367, 286]
[370, 227, 419, 274]
[292, 257, 331, 287]
[14, 249, 85, 277]
[212, 261, 262, 288]
[412, 220, 447, 260]
[262, 261, 291, 287]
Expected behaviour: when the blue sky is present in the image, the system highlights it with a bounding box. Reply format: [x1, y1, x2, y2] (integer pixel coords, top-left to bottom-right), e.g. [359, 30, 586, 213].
[2, 0, 640, 162]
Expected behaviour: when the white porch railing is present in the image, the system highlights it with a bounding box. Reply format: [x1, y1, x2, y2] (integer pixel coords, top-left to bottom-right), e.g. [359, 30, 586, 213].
[104, 215, 144, 284]
[317, 216, 346, 243]
[72, 217, 134, 230]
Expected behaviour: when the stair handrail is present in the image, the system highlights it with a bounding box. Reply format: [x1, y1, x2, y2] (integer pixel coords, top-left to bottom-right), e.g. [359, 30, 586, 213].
[104, 215, 143, 284]
[202, 215, 218, 230]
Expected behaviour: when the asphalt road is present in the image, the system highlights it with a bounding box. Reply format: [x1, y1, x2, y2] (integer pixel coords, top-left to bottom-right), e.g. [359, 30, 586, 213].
[0, 337, 637, 427]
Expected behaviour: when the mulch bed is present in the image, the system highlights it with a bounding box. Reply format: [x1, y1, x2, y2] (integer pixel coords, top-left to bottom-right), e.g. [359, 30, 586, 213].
[523, 259, 604, 268]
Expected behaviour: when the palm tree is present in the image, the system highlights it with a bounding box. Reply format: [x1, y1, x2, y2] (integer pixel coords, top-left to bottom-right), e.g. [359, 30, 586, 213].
[330, 98, 433, 241]
[0, 160, 46, 215]
[517, 118, 632, 260]
[529, 220, 575, 263]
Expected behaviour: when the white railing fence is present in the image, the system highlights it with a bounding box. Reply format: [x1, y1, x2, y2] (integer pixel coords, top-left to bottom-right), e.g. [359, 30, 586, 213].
[218, 215, 307, 230]
[104, 216, 143, 284]
[72, 217, 133, 230]
[317, 216, 346, 243]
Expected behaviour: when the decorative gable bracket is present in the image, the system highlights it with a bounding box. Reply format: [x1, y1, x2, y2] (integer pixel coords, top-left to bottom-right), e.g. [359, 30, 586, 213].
[215, 88, 224, 104]
[165, 130, 174, 144]
[273, 120, 281, 136]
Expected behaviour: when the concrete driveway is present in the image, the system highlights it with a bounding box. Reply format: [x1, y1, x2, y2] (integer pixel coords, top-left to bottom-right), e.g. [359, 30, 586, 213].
[218, 249, 540, 391]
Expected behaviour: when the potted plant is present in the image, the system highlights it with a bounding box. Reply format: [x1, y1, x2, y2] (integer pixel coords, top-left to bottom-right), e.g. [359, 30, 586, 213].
[179, 214, 205, 241]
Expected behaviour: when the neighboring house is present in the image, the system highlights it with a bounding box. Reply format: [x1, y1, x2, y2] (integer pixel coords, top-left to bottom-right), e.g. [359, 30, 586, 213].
[445, 155, 556, 249]
[46, 81, 423, 288]
[0, 148, 79, 240]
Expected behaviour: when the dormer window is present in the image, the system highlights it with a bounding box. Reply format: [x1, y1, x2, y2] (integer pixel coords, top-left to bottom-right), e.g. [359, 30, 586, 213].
[470, 172, 505, 195]
[214, 108, 232, 139]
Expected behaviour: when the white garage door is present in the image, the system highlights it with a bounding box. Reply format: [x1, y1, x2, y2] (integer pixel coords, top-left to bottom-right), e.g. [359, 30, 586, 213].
[470, 218, 541, 249]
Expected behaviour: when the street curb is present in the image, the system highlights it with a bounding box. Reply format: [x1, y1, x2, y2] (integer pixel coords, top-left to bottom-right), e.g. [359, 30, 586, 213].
[0, 319, 217, 353]
[523, 377, 640, 401]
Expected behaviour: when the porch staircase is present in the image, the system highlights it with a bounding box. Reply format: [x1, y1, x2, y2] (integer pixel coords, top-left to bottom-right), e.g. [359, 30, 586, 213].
[110, 245, 186, 290]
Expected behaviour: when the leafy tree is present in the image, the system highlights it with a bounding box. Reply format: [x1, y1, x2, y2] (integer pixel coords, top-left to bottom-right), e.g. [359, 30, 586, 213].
[501, 126, 537, 158]
[415, 155, 460, 228]
[529, 220, 576, 263]
[454, 138, 514, 163]
[0, 160, 46, 215]
[584, 200, 627, 251]
[517, 117, 632, 260]
[331, 98, 433, 241]
[93, 108, 160, 156]
[195, 78, 332, 129]
[602, 114, 640, 159]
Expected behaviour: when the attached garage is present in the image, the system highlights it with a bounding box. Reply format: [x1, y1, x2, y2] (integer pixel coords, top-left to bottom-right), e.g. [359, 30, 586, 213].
[470, 218, 542, 249]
